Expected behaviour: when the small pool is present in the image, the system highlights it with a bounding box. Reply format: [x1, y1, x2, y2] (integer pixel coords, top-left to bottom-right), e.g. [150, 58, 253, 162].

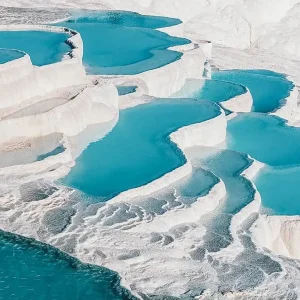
[56, 12, 189, 75]
[227, 113, 300, 166]
[0, 31, 71, 66]
[212, 69, 294, 113]
[62, 99, 221, 199]
[255, 165, 300, 215]
[117, 85, 138, 96]
[173, 79, 247, 104]
[0, 230, 134, 300]
[0, 48, 24, 64]
[36, 145, 65, 161]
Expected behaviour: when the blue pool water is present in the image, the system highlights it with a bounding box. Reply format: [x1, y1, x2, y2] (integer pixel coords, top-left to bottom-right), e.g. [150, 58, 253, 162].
[196, 80, 246, 104]
[117, 85, 138, 96]
[173, 79, 246, 104]
[255, 166, 300, 215]
[227, 113, 300, 166]
[0, 230, 134, 300]
[212, 70, 294, 113]
[62, 99, 221, 199]
[0, 31, 70, 66]
[57, 13, 189, 75]
[67, 10, 181, 29]
[0, 48, 24, 64]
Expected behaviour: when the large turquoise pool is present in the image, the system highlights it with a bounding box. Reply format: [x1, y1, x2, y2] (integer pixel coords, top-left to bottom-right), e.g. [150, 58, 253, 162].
[212, 69, 294, 113]
[0, 230, 134, 300]
[62, 99, 221, 199]
[56, 12, 189, 75]
[0, 31, 70, 66]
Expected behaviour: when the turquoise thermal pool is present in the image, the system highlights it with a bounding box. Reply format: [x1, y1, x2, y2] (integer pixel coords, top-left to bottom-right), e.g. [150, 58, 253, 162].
[56, 12, 189, 75]
[212, 69, 294, 113]
[0, 48, 25, 64]
[0, 30, 70, 66]
[62, 99, 221, 199]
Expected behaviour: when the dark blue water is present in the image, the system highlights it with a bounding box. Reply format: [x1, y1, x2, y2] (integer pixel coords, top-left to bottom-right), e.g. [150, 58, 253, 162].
[62, 99, 221, 199]
[0, 31, 70, 66]
[56, 12, 189, 75]
[0, 230, 135, 300]
[212, 69, 294, 113]
[0, 48, 24, 64]
[230, 113, 300, 215]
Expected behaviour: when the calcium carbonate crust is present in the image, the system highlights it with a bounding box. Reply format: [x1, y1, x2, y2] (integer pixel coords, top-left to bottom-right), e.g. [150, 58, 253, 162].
[1, 6, 300, 299]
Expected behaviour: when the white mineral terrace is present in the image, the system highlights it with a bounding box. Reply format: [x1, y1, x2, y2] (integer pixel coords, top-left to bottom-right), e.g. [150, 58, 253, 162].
[1, 1, 300, 299]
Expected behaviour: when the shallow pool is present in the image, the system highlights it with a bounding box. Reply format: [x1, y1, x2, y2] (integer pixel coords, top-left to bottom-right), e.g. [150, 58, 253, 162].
[0, 31, 70, 66]
[67, 10, 181, 29]
[199, 149, 254, 214]
[0, 48, 24, 64]
[117, 85, 138, 96]
[255, 166, 300, 215]
[227, 113, 300, 166]
[173, 78, 246, 105]
[0, 230, 134, 300]
[62, 99, 221, 199]
[212, 69, 294, 113]
[57, 12, 189, 75]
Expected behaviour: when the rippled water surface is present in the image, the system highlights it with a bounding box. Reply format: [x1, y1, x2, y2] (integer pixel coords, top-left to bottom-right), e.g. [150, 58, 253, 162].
[0, 230, 134, 300]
